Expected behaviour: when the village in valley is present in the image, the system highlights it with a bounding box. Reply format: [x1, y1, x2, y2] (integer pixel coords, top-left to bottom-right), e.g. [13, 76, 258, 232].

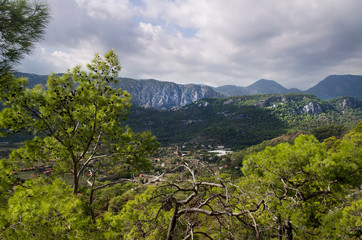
[1, 141, 237, 183]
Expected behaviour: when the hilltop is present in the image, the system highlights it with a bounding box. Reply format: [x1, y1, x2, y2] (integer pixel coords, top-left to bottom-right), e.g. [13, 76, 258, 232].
[305, 74, 362, 100]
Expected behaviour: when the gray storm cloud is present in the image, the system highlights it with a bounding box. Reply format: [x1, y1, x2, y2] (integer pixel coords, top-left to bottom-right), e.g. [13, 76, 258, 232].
[16, 0, 362, 90]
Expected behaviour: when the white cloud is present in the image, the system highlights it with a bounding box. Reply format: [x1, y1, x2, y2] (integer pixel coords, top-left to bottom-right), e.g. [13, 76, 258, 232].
[75, 0, 135, 20]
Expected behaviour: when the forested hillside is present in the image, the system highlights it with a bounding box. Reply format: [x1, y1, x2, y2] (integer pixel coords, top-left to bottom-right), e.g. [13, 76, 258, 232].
[126, 93, 362, 149]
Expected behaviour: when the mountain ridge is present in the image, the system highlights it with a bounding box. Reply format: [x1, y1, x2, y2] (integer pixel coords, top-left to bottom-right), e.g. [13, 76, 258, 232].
[305, 74, 362, 100]
[113, 77, 223, 109]
[14, 72, 362, 109]
[216, 79, 301, 97]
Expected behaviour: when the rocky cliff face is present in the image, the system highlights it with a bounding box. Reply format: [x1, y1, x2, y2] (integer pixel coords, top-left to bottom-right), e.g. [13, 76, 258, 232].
[14, 73, 223, 110]
[303, 102, 323, 114]
[114, 78, 223, 109]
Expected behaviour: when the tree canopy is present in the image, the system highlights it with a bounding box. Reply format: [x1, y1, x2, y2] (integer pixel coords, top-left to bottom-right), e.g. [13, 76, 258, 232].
[239, 124, 361, 239]
[0, 0, 50, 74]
[0, 50, 159, 194]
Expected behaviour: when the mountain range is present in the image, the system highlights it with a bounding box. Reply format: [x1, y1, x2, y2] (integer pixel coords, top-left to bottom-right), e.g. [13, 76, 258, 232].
[215, 75, 362, 101]
[5, 73, 362, 148]
[14, 72, 362, 109]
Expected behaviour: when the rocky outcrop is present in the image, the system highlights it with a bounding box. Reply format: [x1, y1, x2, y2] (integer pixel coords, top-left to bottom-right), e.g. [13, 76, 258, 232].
[114, 78, 223, 109]
[336, 97, 360, 109]
[303, 102, 323, 114]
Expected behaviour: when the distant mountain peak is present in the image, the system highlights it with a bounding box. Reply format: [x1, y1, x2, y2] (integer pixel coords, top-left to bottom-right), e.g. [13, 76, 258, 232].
[251, 79, 279, 85]
[248, 79, 285, 89]
[215, 75, 362, 100]
[305, 74, 362, 100]
[216, 79, 300, 96]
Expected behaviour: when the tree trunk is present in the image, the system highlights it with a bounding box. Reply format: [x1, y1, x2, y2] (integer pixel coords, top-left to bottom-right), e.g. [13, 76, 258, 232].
[277, 215, 283, 240]
[166, 202, 179, 240]
[89, 189, 94, 205]
[89, 189, 96, 223]
[73, 163, 78, 194]
[284, 217, 293, 240]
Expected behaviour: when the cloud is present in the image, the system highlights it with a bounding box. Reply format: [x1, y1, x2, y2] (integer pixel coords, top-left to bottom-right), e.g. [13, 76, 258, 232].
[74, 0, 135, 20]
[15, 0, 362, 90]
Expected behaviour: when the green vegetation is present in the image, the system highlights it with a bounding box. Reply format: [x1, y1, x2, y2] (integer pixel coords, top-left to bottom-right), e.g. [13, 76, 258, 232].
[94, 123, 360, 239]
[0, 76, 360, 239]
[238, 125, 361, 239]
[127, 98, 286, 148]
[310, 124, 346, 141]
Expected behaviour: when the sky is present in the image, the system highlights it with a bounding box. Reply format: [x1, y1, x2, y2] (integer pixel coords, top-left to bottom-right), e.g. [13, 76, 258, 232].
[16, 0, 362, 90]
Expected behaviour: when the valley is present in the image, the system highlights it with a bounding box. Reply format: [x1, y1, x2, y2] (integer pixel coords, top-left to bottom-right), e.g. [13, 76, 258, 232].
[1, 69, 361, 239]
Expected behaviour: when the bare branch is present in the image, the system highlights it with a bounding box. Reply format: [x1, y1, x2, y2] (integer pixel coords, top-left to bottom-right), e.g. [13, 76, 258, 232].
[77, 132, 103, 179]
[198, 182, 224, 188]
[248, 210, 259, 239]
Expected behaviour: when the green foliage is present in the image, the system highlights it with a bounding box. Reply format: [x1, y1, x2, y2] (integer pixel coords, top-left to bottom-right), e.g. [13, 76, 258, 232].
[2, 178, 93, 239]
[96, 186, 172, 239]
[0, 122, 359, 238]
[321, 194, 362, 239]
[239, 124, 362, 239]
[324, 122, 362, 187]
[0, 159, 14, 239]
[90, 182, 135, 216]
[311, 124, 345, 141]
[0, 159, 13, 208]
[0, 0, 50, 74]
[231, 132, 302, 169]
